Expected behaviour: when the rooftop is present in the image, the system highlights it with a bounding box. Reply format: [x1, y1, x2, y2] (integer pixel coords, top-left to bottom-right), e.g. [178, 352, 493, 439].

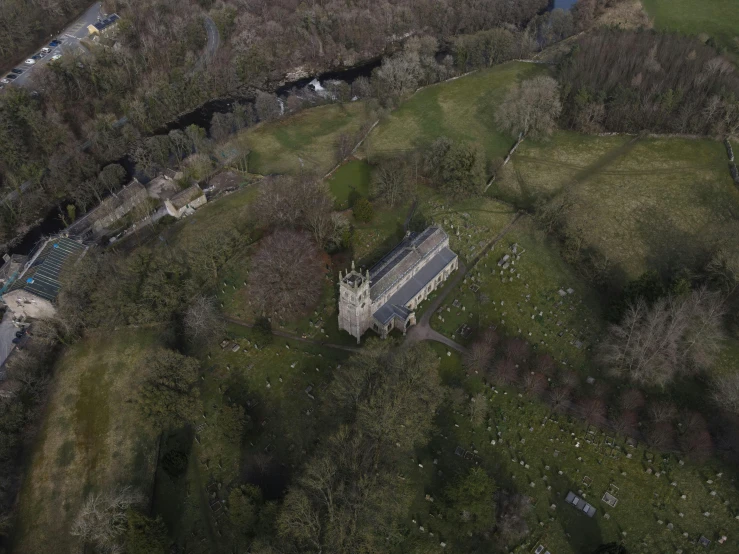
[369, 226, 448, 301]
[6, 238, 86, 302]
[169, 184, 205, 210]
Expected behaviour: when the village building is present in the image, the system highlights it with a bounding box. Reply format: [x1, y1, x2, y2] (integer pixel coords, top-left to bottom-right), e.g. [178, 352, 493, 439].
[87, 14, 120, 36]
[146, 169, 182, 200]
[1, 237, 86, 320]
[338, 226, 458, 343]
[165, 184, 207, 219]
[0, 254, 28, 293]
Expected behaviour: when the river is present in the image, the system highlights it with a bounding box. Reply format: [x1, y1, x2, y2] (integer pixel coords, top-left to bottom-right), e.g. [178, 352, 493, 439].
[6, 58, 381, 257]
[552, 0, 577, 9]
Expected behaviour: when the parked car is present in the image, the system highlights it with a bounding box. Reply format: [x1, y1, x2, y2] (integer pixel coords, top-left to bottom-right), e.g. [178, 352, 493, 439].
[0, 78, 8, 85]
[5, 74, 17, 80]
[41, 47, 51, 54]
[24, 59, 35, 65]
[51, 54, 62, 61]
[49, 40, 61, 47]
[10, 68, 23, 74]
[34, 52, 45, 59]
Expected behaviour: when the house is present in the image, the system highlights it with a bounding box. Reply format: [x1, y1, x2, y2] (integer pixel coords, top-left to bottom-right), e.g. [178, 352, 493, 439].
[0, 254, 28, 293]
[164, 184, 207, 219]
[1, 237, 86, 320]
[338, 226, 458, 343]
[87, 14, 120, 36]
[146, 170, 182, 200]
[67, 179, 151, 239]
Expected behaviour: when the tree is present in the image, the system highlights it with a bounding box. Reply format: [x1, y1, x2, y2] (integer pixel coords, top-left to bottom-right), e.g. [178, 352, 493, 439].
[599, 288, 726, 387]
[495, 76, 562, 139]
[496, 491, 531, 543]
[619, 389, 645, 412]
[71, 487, 144, 554]
[646, 421, 675, 450]
[504, 337, 531, 364]
[464, 339, 494, 374]
[125, 511, 170, 554]
[246, 230, 325, 321]
[138, 348, 202, 427]
[210, 112, 236, 141]
[523, 372, 548, 397]
[712, 372, 739, 414]
[578, 397, 607, 426]
[184, 295, 225, 345]
[352, 198, 374, 222]
[98, 164, 127, 195]
[228, 484, 262, 531]
[255, 91, 280, 122]
[373, 157, 411, 207]
[493, 357, 519, 386]
[446, 468, 497, 534]
[372, 50, 424, 104]
[424, 137, 485, 198]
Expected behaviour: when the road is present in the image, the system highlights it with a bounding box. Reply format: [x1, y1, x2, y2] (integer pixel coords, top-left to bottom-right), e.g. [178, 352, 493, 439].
[193, 16, 220, 73]
[0, 311, 16, 370]
[9, 2, 104, 88]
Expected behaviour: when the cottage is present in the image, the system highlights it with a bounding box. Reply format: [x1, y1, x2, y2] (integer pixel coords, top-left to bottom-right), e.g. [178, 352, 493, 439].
[164, 184, 207, 219]
[87, 14, 120, 36]
[338, 226, 458, 343]
[1, 237, 86, 320]
[146, 170, 182, 200]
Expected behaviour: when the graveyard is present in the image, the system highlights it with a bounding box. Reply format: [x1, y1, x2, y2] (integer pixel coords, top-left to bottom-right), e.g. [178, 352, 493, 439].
[410, 346, 739, 553]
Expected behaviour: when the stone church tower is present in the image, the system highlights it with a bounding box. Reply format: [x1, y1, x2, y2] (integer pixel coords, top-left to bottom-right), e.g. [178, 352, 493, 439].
[338, 261, 372, 343]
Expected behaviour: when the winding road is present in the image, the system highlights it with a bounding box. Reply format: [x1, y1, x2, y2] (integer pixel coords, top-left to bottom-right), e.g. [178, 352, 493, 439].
[193, 17, 220, 73]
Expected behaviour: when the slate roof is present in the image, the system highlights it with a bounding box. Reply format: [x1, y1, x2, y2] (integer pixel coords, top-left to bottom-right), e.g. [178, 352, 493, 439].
[6, 238, 85, 302]
[373, 246, 456, 324]
[369, 226, 448, 301]
[169, 185, 204, 210]
[93, 14, 120, 32]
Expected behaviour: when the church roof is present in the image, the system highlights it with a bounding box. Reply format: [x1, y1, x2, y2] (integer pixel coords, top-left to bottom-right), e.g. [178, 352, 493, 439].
[369, 226, 448, 301]
[373, 246, 456, 324]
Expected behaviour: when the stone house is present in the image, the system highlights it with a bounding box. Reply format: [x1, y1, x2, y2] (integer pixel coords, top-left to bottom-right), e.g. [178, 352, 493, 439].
[338, 226, 458, 343]
[1, 237, 86, 320]
[164, 185, 207, 219]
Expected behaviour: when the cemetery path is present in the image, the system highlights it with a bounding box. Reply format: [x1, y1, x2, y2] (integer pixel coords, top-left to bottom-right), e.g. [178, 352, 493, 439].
[407, 211, 524, 352]
[224, 316, 361, 353]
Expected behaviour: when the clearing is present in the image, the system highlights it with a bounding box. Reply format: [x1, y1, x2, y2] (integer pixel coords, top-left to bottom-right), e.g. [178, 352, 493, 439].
[13, 328, 161, 554]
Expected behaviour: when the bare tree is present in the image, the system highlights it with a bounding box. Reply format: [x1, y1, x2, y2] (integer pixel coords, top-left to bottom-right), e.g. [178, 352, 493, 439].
[504, 337, 530, 365]
[373, 157, 411, 207]
[495, 76, 562, 139]
[649, 401, 677, 423]
[619, 388, 645, 412]
[184, 295, 225, 344]
[549, 386, 572, 413]
[522, 372, 548, 397]
[255, 91, 280, 122]
[533, 353, 556, 376]
[578, 397, 607, 426]
[493, 357, 519, 386]
[599, 288, 726, 387]
[464, 340, 494, 374]
[372, 50, 424, 103]
[247, 230, 325, 321]
[646, 421, 675, 450]
[613, 410, 638, 436]
[71, 487, 144, 554]
[712, 372, 739, 415]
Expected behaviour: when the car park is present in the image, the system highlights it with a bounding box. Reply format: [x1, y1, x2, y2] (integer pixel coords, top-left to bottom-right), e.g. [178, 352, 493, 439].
[24, 59, 35, 65]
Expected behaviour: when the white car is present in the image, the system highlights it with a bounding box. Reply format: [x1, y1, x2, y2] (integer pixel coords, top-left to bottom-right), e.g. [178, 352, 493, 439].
[41, 47, 51, 54]
[51, 54, 62, 61]
[24, 59, 35, 65]
[0, 78, 8, 85]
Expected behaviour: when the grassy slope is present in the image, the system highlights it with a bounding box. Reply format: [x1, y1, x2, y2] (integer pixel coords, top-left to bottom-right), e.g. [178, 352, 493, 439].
[642, 0, 739, 59]
[14, 328, 161, 554]
[367, 62, 548, 161]
[327, 159, 371, 209]
[245, 102, 371, 176]
[495, 132, 739, 280]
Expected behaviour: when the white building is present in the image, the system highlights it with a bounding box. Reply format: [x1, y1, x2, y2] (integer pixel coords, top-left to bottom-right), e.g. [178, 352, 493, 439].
[338, 226, 458, 343]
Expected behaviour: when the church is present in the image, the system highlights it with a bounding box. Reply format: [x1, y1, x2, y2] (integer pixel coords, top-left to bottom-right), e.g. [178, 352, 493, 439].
[338, 225, 458, 343]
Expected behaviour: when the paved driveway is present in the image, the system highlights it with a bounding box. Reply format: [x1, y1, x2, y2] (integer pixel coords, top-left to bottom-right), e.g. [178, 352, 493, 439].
[9, 2, 103, 88]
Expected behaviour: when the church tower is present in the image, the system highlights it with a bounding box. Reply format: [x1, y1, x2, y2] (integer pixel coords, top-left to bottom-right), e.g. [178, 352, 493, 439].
[338, 261, 372, 343]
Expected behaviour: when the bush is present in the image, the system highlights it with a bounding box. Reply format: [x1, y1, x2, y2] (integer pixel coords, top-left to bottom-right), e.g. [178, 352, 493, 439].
[353, 197, 374, 222]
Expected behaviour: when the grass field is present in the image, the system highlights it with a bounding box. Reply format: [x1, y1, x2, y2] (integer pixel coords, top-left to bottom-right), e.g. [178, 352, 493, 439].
[495, 132, 739, 280]
[327, 159, 371, 209]
[642, 0, 739, 59]
[13, 328, 161, 554]
[245, 102, 371, 176]
[366, 62, 549, 162]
